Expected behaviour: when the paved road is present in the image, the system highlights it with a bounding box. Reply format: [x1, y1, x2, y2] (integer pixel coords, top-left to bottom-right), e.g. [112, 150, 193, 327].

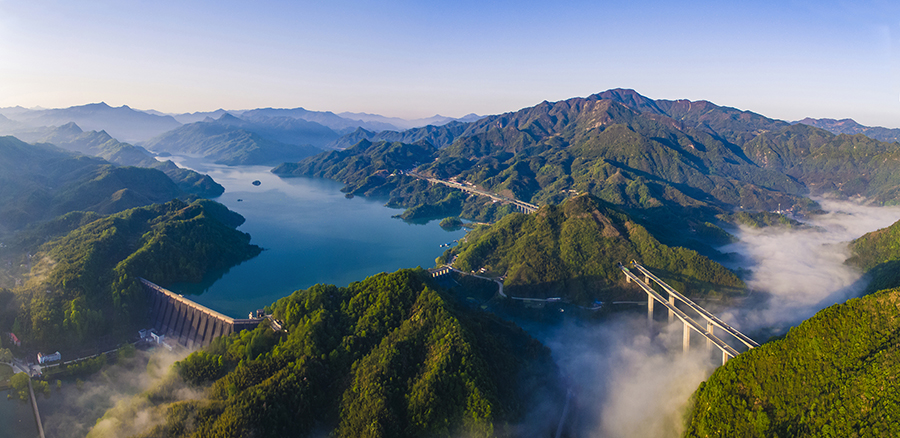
[408, 172, 538, 213]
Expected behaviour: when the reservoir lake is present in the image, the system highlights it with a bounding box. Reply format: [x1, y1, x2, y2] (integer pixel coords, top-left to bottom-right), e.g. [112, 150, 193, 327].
[163, 157, 467, 318]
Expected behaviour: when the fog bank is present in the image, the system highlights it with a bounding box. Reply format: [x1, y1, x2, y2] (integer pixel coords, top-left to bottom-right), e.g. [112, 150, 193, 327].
[39, 347, 194, 438]
[537, 199, 900, 437]
[719, 199, 900, 331]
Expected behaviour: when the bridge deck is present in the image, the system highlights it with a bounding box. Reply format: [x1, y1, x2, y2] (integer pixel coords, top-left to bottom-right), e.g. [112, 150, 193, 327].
[621, 266, 740, 358]
[629, 262, 759, 349]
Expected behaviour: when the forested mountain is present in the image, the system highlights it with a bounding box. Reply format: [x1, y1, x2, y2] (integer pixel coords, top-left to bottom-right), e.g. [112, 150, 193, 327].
[796, 117, 900, 143]
[94, 269, 563, 438]
[441, 194, 743, 303]
[0, 102, 181, 143]
[683, 286, 900, 437]
[847, 218, 900, 293]
[1, 124, 223, 197]
[0, 136, 178, 232]
[271, 139, 513, 222]
[9, 122, 158, 167]
[279, 89, 900, 248]
[11, 199, 261, 350]
[143, 114, 324, 165]
[328, 122, 472, 150]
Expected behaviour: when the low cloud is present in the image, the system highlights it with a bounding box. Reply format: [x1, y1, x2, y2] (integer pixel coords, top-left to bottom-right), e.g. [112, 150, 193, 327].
[39, 347, 197, 438]
[717, 199, 900, 331]
[539, 316, 714, 438]
[531, 199, 900, 437]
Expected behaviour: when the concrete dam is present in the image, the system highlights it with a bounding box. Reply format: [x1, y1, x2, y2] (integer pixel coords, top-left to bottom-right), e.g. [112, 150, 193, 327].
[141, 278, 261, 349]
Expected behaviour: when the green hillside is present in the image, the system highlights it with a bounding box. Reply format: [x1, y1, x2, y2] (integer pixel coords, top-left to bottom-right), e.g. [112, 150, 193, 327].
[94, 269, 563, 438]
[442, 194, 743, 303]
[0, 136, 179, 231]
[272, 139, 522, 222]
[0, 135, 223, 233]
[683, 287, 900, 437]
[11, 199, 261, 349]
[8, 124, 224, 197]
[847, 218, 900, 292]
[280, 89, 900, 250]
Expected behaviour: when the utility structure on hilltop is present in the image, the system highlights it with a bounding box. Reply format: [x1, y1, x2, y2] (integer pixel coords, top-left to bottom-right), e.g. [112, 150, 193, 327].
[619, 261, 758, 364]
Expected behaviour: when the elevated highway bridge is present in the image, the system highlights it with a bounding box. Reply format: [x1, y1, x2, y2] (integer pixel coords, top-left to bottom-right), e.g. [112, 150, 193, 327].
[408, 172, 539, 214]
[619, 261, 758, 364]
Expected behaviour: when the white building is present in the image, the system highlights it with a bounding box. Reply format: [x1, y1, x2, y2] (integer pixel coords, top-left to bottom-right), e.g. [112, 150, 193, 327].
[37, 351, 61, 364]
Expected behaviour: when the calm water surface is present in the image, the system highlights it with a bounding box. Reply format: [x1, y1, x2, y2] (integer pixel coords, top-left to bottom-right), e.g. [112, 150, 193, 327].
[164, 157, 466, 318]
[0, 394, 38, 438]
[2, 158, 465, 437]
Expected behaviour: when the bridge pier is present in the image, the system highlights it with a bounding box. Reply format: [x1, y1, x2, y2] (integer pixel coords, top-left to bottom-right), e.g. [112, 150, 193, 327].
[668, 293, 675, 325]
[619, 263, 756, 366]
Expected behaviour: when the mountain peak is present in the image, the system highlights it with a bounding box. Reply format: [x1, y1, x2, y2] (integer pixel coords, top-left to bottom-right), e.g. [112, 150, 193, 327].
[58, 122, 83, 134]
[593, 88, 665, 115]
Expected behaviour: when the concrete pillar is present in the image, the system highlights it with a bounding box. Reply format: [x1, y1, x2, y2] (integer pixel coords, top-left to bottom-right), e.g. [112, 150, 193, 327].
[183, 308, 198, 347]
[160, 299, 175, 334]
[668, 293, 675, 325]
[171, 302, 186, 337]
[644, 275, 651, 285]
[194, 313, 209, 347]
[626, 274, 632, 283]
[210, 318, 224, 340]
[722, 350, 729, 366]
[151, 293, 166, 329]
[706, 321, 714, 352]
[201, 314, 216, 347]
[647, 293, 654, 333]
[149, 289, 163, 319]
[683, 322, 690, 356]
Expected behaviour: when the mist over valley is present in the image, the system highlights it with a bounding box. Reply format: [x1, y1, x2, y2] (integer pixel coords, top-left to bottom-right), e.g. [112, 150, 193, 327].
[3, 88, 900, 438]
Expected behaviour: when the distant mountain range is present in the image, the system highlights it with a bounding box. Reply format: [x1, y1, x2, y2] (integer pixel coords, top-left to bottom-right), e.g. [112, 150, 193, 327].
[0, 102, 181, 144]
[0, 103, 484, 167]
[337, 111, 483, 130]
[143, 114, 327, 166]
[795, 117, 900, 143]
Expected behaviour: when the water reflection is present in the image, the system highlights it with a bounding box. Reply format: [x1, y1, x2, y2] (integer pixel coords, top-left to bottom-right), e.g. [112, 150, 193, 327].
[163, 157, 466, 317]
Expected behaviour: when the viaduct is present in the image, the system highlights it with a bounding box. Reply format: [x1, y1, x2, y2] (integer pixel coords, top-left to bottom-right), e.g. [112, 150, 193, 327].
[619, 261, 758, 364]
[408, 172, 539, 214]
[140, 278, 261, 349]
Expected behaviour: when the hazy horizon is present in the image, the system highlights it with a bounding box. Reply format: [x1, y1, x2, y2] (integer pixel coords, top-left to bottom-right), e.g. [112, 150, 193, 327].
[2, 1, 900, 126]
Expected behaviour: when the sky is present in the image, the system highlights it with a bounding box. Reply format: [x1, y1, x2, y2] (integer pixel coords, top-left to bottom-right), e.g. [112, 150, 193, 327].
[1, 0, 900, 126]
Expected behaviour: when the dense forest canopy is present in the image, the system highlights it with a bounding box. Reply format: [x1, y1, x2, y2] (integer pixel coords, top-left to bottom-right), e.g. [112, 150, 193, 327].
[441, 194, 743, 303]
[684, 286, 900, 437]
[11, 199, 261, 350]
[846, 218, 900, 293]
[0, 135, 220, 233]
[275, 90, 900, 251]
[95, 269, 563, 438]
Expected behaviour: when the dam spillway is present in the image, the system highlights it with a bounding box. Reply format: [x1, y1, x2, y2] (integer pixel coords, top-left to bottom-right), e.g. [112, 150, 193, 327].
[140, 278, 261, 349]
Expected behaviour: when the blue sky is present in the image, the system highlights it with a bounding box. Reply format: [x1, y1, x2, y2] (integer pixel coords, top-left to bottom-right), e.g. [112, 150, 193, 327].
[1, 0, 899, 126]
